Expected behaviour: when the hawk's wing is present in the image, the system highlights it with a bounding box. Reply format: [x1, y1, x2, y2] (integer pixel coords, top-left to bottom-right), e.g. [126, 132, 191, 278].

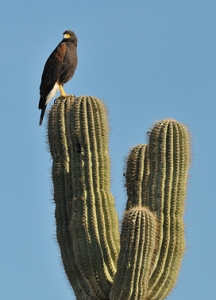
[38, 42, 67, 110]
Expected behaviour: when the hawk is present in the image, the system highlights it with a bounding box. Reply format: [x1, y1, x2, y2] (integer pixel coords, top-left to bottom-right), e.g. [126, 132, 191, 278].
[38, 30, 78, 125]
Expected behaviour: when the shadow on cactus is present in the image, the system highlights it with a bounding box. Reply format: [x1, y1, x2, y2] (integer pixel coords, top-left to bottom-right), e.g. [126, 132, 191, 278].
[47, 95, 190, 300]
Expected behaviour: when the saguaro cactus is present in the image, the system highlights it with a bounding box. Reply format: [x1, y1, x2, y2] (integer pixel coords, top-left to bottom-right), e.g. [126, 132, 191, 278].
[47, 95, 190, 300]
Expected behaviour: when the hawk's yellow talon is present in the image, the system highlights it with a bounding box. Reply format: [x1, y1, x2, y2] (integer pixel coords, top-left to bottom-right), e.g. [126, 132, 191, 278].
[59, 85, 67, 96]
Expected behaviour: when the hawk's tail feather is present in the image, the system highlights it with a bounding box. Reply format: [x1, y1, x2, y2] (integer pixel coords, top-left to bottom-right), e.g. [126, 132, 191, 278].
[39, 106, 46, 126]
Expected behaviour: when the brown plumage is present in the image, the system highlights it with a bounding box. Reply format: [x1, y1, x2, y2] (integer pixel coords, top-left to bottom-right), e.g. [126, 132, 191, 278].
[38, 30, 78, 125]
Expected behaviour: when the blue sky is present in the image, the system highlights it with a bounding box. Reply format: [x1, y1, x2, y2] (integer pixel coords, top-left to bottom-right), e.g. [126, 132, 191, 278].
[0, 1, 215, 299]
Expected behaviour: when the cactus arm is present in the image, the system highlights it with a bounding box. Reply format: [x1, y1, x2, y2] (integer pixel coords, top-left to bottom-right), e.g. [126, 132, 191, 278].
[147, 119, 190, 299]
[122, 120, 190, 300]
[125, 144, 150, 211]
[109, 207, 158, 300]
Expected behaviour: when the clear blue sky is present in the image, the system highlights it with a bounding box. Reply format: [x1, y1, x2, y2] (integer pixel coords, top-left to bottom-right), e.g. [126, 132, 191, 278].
[1, 1, 215, 299]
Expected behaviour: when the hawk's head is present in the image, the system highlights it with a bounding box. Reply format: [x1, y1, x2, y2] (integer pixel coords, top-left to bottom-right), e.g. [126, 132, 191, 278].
[63, 30, 77, 46]
[63, 30, 76, 39]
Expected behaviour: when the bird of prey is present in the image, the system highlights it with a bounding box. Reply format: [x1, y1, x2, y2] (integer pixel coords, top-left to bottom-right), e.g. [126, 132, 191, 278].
[38, 30, 78, 125]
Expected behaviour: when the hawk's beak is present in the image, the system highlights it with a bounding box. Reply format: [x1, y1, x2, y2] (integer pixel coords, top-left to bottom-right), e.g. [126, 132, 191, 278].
[64, 33, 71, 39]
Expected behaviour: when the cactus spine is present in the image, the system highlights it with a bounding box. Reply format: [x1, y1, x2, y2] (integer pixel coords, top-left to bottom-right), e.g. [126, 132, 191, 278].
[47, 96, 190, 300]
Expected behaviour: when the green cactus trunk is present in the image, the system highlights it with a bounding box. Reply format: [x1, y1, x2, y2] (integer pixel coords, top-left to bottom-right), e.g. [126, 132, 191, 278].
[48, 96, 120, 299]
[47, 96, 190, 300]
